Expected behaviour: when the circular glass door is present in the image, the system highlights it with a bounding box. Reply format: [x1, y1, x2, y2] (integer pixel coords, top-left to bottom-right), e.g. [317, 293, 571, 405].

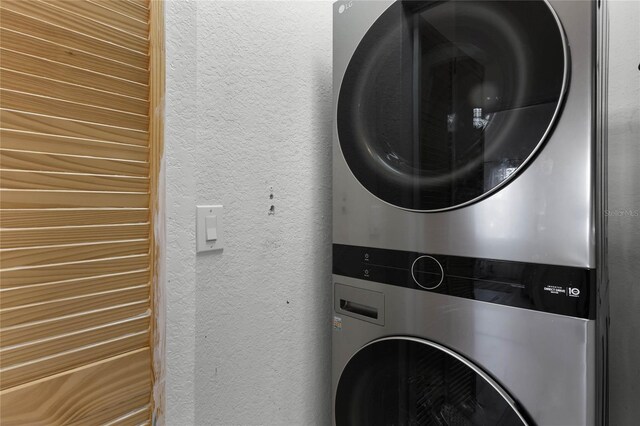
[335, 338, 528, 426]
[337, 0, 568, 211]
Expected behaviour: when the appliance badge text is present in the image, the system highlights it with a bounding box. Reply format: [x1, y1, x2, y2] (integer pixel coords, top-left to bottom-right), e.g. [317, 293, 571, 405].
[543, 285, 581, 298]
[338, 1, 353, 14]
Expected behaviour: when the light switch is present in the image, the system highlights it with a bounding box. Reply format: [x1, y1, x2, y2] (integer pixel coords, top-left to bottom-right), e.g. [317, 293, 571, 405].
[205, 215, 218, 241]
[197, 205, 224, 252]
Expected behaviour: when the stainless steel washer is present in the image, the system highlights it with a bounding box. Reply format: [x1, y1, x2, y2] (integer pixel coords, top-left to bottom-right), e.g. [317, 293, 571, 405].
[332, 0, 609, 424]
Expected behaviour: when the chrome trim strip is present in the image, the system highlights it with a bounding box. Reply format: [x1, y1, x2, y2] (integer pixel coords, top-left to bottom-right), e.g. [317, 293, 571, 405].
[335, 0, 572, 213]
[595, 0, 610, 423]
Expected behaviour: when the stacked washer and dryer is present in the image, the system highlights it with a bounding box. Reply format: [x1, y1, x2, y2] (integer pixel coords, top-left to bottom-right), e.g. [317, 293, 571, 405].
[332, 1, 609, 425]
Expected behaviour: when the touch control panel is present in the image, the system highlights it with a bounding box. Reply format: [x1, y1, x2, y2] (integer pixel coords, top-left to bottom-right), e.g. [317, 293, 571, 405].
[333, 244, 596, 319]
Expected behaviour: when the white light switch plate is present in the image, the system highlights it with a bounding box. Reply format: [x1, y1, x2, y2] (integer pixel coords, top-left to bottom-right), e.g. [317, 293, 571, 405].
[197, 205, 224, 253]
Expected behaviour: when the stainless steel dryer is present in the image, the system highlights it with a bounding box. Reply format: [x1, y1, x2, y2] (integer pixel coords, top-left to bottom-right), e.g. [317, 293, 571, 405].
[332, 0, 609, 425]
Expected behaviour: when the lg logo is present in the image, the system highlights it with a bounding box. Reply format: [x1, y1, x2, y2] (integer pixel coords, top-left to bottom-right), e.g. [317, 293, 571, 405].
[338, 2, 353, 14]
[568, 287, 580, 297]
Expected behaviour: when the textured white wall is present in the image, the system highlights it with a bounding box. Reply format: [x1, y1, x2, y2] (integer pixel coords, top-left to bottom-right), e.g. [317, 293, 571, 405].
[166, 1, 333, 424]
[166, 0, 198, 423]
[607, 1, 640, 424]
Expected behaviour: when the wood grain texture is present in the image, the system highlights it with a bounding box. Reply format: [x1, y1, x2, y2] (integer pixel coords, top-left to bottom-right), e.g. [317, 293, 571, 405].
[1, 109, 148, 145]
[1, 315, 150, 368]
[1, 239, 149, 269]
[1, 285, 150, 326]
[1, 0, 148, 54]
[0, 255, 149, 288]
[1, 330, 148, 389]
[0, 69, 149, 115]
[0, 348, 152, 425]
[0, 149, 148, 176]
[40, 0, 149, 38]
[0, 208, 149, 228]
[91, 0, 149, 23]
[0, 129, 148, 161]
[0, 223, 149, 249]
[1, 89, 148, 131]
[148, 1, 165, 422]
[0, 171, 149, 193]
[0, 301, 149, 347]
[101, 405, 151, 426]
[0, 8, 149, 69]
[0, 190, 149, 209]
[0, 44, 148, 95]
[0, 28, 149, 85]
[0, 0, 157, 420]
[0, 270, 150, 309]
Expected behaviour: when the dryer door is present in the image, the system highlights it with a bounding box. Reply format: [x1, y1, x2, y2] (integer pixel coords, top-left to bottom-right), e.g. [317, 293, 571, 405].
[337, 0, 568, 211]
[335, 337, 528, 425]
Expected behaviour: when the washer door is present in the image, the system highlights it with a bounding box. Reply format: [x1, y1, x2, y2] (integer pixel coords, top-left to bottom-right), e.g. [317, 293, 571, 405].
[337, 0, 568, 211]
[335, 338, 528, 425]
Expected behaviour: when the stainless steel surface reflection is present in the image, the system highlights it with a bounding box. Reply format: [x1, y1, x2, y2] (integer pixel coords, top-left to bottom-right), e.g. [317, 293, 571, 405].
[332, 277, 596, 426]
[332, 0, 605, 425]
[333, 0, 596, 268]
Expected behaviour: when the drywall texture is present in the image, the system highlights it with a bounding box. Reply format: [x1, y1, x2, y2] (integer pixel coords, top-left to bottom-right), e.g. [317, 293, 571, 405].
[165, 1, 333, 424]
[165, 0, 198, 424]
[607, 1, 640, 424]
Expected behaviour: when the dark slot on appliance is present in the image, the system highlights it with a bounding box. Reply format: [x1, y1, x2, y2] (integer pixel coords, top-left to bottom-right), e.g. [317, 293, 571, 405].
[340, 299, 378, 319]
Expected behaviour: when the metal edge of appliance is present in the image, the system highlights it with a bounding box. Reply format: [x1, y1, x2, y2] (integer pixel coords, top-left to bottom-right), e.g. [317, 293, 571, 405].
[596, 0, 611, 424]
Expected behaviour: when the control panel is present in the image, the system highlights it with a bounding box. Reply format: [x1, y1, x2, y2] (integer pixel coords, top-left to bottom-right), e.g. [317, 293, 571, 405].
[334, 244, 596, 319]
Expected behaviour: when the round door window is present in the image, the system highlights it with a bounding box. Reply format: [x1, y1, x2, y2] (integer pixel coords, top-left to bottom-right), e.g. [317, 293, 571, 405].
[335, 338, 528, 425]
[337, 0, 568, 211]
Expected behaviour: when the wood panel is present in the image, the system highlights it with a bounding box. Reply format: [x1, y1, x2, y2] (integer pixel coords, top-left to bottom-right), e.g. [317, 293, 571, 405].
[1, 285, 150, 326]
[101, 405, 151, 426]
[1, 0, 148, 54]
[0, 331, 148, 390]
[1, 90, 148, 131]
[0, 224, 149, 249]
[1, 109, 148, 146]
[0, 149, 148, 176]
[0, 270, 150, 309]
[1, 171, 149, 192]
[0, 69, 149, 115]
[0, 189, 146, 210]
[0, 208, 149, 228]
[0, 28, 149, 85]
[0, 129, 148, 161]
[0, 302, 150, 347]
[92, 0, 149, 23]
[0, 8, 149, 69]
[148, 0, 165, 421]
[0, 45, 148, 95]
[0, 190, 149, 209]
[0, 348, 152, 425]
[40, 0, 149, 38]
[1, 239, 149, 269]
[1, 315, 150, 368]
[0, 0, 158, 422]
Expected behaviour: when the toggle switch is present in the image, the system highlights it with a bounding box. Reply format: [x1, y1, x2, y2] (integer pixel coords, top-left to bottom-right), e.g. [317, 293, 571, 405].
[205, 215, 218, 241]
[197, 205, 224, 253]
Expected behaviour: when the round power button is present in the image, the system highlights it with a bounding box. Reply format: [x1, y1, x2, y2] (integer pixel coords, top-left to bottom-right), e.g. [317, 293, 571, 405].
[411, 255, 444, 290]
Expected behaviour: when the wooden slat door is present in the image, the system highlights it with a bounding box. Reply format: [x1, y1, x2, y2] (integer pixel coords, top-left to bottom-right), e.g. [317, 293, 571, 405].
[0, 0, 164, 424]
